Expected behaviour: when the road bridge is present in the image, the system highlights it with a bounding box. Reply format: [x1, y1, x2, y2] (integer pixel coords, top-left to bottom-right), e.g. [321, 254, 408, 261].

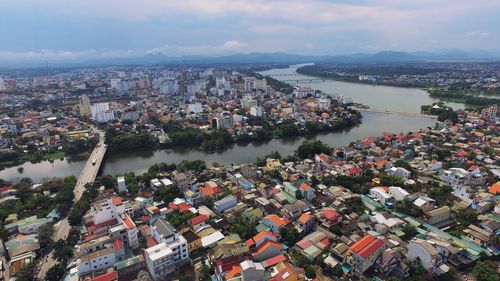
[36, 130, 107, 280]
[351, 107, 438, 119]
[281, 78, 327, 83]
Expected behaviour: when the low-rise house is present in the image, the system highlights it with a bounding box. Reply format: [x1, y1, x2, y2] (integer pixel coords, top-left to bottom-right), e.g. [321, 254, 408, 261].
[407, 238, 449, 275]
[298, 183, 315, 201]
[413, 196, 435, 212]
[462, 224, 492, 247]
[214, 195, 237, 213]
[78, 240, 125, 276]
[424, 206, 451, 227]
[252, 240, 285, 261]
[246, 230, 279, 249]
[374, 249, 409, 279]
[388, 186, 409, 201]
[261, 214, 289, 234]
[296, 213, 314, 234]
[295, 231, 330, 261]
[387, 166, 411, 179]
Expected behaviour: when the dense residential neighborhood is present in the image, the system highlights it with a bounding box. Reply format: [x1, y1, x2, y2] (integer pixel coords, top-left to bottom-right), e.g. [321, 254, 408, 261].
[1, 97, 499, 280]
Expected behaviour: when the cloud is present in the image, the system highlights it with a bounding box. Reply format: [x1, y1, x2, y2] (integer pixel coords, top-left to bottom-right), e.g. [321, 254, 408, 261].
[465, 30, 489, 37]
[0, 49, 138, 62]
[146, 40, 251, 56]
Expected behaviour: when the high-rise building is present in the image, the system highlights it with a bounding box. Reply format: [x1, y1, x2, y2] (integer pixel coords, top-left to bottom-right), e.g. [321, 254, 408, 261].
[78, 94, 91, 116]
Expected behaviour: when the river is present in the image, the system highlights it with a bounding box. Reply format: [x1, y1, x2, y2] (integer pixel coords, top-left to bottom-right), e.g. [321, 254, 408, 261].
[0, 64, 462, 182]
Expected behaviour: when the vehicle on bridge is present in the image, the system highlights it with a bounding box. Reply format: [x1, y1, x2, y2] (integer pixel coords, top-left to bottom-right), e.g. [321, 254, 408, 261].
[91, 159, 96, 165]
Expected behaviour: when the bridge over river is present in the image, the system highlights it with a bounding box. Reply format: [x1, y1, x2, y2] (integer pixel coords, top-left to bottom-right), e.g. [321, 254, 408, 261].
[36, 130, 107, 280]
[351, 107, 438, 119]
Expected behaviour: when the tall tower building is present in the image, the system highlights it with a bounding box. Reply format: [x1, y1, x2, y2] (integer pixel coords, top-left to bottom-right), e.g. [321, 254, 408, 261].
[79, 94, 91, 116]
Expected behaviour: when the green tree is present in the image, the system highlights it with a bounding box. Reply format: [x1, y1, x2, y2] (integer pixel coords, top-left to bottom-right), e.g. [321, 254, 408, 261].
[295, 140, 330, 159]
[46, 263, 65, 281]
[402, 224, 417, 240]
[473, 260, 499, 281]
[304, 266, 317, 279]
[280, 227, 299, 246]
[53, 240, 74, 262]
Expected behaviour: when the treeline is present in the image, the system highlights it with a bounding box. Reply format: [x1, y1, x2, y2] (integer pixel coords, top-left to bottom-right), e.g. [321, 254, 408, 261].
[62, 137, 98, 156]
[163, 114, 361, 152]
[421, 103, 458, 122]
[105, 128, 157, 152]
[428, 88, 500, 106]
[0, 176, 77, 241]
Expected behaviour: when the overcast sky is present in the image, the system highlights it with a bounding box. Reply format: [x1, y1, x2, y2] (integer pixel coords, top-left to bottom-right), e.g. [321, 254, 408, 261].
[0, 0, 498, 62]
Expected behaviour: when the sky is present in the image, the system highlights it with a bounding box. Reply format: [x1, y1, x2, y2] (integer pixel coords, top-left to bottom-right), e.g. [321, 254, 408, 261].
[0, 0, 499, 63]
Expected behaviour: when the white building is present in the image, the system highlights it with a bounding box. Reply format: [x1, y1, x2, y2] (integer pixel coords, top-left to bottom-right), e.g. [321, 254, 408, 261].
[250, 106, 263, 117]
[294, 87, 315, 98]
[241, 260, 266, 281]
[146, 219, 189, 280]
[213, 195, 237, 213]
[442, 168, 469, 186]
[187, 102, 203, 114]
[387, 167, 411, 180]
[110, 78, 121, 89]
[388, 186, 409, 201]
[317, 97, 332, 110]
[117, 177, 126, 193]
[370, 188, 392, 205]
[77, 240, 125, 276]
[407, 238, 449, 275]
[91, 102, 114, 123]
[160, 80, 178, 95]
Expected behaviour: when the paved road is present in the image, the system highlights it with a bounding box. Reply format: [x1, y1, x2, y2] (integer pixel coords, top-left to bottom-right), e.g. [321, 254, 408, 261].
[36, 131, 107, 280]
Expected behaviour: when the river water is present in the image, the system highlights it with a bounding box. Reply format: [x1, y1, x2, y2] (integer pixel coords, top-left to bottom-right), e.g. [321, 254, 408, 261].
[0, 64, 463, 181]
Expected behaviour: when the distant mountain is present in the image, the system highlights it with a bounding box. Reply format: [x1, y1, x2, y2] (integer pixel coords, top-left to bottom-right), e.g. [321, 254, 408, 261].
[323, 49, 500, 63]
[1, 49, 500, 69]
[130, 50, 500, 65]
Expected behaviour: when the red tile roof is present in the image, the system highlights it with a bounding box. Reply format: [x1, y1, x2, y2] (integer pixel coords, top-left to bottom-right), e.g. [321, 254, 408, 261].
[112, 197, 122, 206]
[113, 240, 123, 251]
[322, 209, 340, 221]
[358, 239, 384, 259]
[90, 271, 118, 281]
[225, 266, 241, 279]
[147, 236, 158, 247]
[190, 214, 208, 226]
[349, 235, 375, 254]
[246, 230, 278, 247]
[262, 254, 287, 268]
[86, 218, 118, 232]
[253, 240, 284, 256]
[123, 215, 135, 229]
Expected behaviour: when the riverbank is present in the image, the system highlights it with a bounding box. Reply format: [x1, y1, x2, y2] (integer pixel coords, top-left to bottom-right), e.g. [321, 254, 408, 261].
[0, 150, 66, 171]
[295, 65, 496, 108]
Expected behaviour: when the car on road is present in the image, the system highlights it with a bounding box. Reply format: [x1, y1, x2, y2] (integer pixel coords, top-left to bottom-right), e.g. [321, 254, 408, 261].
[91, 159, 96, 165]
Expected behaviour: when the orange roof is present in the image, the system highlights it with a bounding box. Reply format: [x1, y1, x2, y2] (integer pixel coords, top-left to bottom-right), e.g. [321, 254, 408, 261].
[489, 182, 500, 195]
[225, 266, 241, 279]
[299, 183, 311, 190]
[246, 230, 278, 247]
[253, 240, 284, 256]
[123, 215, 134, 229]
[349, 235, 375, 253]
[264, 214, 285, 227]
[376, 159, 388, 166]
[147, 236, 158, 247]
[112, 197, 122, 206]
[298, 213, 311, 224]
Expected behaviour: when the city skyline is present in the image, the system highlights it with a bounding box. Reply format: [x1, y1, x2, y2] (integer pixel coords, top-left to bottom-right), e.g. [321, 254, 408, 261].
[0, 0, 499, 63]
